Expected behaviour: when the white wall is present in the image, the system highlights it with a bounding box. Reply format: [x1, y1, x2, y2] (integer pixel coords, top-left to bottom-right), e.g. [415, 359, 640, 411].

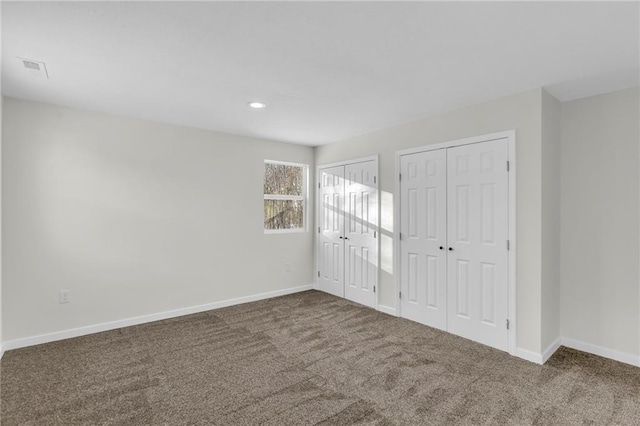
[316, 89, 544, 354]
[2, 97, 315, 343]
[0, 92, 3, 357]
[560, 87, 639, 358]
[0, 109, 2, 355]
[541, 89, 562, 352]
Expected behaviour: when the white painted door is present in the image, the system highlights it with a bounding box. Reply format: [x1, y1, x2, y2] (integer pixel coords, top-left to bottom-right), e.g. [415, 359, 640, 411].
[399, 149, 448, 330]
[318, 166, 345, 297]
[344, 161, 378, 308]
[446, 139, 509, 351]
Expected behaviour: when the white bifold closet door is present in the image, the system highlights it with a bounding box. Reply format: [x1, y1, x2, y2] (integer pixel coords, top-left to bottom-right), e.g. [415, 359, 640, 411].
[318, 165, 345, 298]
[318, 160, 378, 308]
[399, 139, 509, 352]
[446, 140, 509, 351]
[399, 149, 448, 330]
[343, 161, 378, 308]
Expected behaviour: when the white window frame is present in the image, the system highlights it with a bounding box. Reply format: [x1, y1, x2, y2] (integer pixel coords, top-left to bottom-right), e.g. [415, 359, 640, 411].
[264, 159, 308, 234]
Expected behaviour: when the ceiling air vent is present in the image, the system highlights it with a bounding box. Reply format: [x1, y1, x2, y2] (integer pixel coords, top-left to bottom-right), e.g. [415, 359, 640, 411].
[19, 58, 49, 79]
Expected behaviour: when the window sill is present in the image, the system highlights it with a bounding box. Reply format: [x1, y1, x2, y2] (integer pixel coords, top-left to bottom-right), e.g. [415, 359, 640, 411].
[264, 229, 307, 235]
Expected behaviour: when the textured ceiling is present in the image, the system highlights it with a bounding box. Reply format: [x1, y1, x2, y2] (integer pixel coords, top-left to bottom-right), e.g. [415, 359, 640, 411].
[3, 2, 639, 145]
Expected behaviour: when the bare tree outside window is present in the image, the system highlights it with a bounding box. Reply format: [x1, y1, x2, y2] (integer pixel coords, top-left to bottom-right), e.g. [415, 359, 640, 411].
[264, 161, 307, 231]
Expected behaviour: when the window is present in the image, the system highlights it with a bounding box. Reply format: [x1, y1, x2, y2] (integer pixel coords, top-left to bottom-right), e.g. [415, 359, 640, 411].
[264, 160, 308, 232]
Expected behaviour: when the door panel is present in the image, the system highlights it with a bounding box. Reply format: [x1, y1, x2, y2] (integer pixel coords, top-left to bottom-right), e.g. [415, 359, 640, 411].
[446, 139, 509, 351]
[344, 160, 378, 308]
[318, 166, 344, 297]
[399, 149, 448, 330]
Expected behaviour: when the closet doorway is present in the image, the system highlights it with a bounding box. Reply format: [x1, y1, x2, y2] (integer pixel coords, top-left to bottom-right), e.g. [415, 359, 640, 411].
[316, 156, 379, 309]
[396, 132, 516, 352]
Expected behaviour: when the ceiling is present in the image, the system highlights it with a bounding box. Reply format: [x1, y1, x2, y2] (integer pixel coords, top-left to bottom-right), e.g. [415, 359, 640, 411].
[2, 2, 638, 146]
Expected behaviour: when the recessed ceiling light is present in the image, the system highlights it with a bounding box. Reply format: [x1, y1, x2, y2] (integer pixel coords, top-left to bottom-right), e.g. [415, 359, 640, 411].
[248, 101, 266, 109]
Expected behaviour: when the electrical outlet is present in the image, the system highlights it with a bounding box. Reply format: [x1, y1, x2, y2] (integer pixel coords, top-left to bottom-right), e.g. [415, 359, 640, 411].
[59, 290, 71, 304]
[285, 263, 292, 272]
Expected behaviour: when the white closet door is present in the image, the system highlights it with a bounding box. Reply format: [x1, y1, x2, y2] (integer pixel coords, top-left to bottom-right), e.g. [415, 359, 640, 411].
[318, 166, 345, 297]
[344, 161, 378, 308]
[446, 139, 509, 351]
[399, 149, 448, 330]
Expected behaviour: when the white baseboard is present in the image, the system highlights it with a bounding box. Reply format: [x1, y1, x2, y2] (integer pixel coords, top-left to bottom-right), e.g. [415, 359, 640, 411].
[5, 287, 639, 370]
[377, 304, 397, 317]
[515, 347, 543, 364]
[2, 284, 314, 352]
[515, 337, 640, 367]
[542, 337, 562, 364]
[561, 337, 640, 368]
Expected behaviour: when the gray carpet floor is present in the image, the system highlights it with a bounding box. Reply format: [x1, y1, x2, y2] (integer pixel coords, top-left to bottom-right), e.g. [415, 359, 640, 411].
[1, 290, 639, 425]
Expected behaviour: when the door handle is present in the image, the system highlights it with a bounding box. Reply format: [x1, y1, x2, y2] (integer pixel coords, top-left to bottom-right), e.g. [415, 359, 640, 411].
[344, 237, 349, 240]
[439, 246, 444, 250]
[339, 236, 344, 239]
[448, 247, 453, 251]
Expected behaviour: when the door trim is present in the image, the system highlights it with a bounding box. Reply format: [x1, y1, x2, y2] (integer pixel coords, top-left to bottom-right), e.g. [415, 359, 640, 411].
[394, 130, 516, 356]
[315, 155, 380, 311]
[317, 155, 379, 170]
